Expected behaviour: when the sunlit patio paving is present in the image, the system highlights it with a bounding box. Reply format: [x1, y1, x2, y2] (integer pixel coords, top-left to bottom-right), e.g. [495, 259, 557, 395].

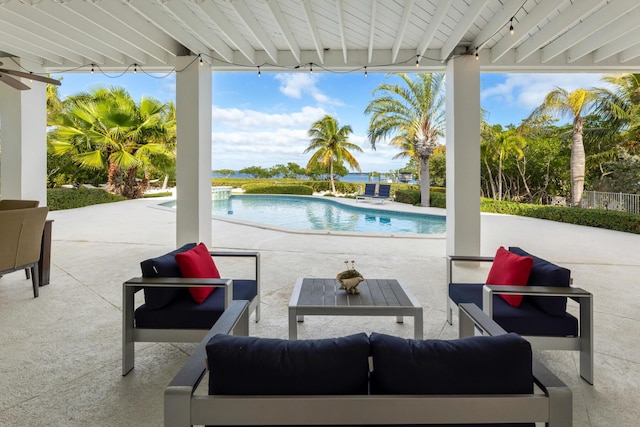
[1, 196, 639, 426]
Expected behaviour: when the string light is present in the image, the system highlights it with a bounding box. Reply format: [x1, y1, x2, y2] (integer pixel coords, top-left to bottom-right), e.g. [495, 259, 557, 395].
[475, 48, 479, 60]
[91, 64, 94, 74]
[415, 55, 420, 68]
[199, 55, 203, 66]
[133, 64, 137, 73]
[258, 65, 261, 77]
[310, 63, 313, 73]
[509, 17, 514, 35]
[364, 66, 368, 77]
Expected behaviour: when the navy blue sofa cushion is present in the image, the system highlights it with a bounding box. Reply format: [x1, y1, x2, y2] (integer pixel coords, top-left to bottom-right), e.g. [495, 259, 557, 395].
[135, 279, 257, 329]
[369, 332, 533, 395]
[449, 283, 578, 336]
[206, 333, 370, 395]
[140, 243, 196, 310]
[509, 247, 571, 316]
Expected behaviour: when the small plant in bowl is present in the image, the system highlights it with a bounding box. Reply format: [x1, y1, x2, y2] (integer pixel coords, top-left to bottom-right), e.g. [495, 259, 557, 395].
[336, 260, 364, 295]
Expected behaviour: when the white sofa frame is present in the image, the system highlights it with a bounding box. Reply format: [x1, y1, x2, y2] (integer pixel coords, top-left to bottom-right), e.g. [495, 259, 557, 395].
[164, 301, 572, 427]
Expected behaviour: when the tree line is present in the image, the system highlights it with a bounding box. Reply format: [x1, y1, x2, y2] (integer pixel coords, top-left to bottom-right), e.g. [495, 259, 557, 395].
[45, 73, 640, 208]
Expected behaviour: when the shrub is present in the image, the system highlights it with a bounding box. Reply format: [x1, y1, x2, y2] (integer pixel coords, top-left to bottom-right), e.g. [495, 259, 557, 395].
[480, 198, 640, 234]
[242, 184, 314, 195]
[394, 188, 446, 207]
[395, 189, 421, 205]
[47, 188, 126, 211]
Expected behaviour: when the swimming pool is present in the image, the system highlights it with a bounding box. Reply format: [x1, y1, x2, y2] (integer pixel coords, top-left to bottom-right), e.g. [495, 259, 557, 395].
[162, 195, 445, 234]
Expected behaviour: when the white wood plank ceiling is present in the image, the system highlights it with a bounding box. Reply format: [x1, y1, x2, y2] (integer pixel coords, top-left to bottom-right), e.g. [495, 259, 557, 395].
[1, 0, 640, 74]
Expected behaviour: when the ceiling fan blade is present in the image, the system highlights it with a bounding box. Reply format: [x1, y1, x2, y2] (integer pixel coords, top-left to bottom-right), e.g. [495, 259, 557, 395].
[0, 72, 31, 90]
[0, 68, 61, 86]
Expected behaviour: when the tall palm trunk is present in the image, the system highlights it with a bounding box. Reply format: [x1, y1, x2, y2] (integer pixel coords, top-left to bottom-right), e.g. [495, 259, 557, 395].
[571, 117, 586, 207]
[329, 160, 336, 194]
[420, 155, 430, 207]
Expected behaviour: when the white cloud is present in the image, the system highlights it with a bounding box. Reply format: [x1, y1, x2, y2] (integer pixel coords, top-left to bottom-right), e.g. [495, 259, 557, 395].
[213, 105, 327, 130]
[481, 73, 612, 110]
[274, 74, 344, 106]
[210, 105, 404, 172]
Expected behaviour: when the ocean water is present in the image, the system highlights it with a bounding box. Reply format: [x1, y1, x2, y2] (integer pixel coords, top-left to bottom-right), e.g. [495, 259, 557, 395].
[212, 172, 414, 184]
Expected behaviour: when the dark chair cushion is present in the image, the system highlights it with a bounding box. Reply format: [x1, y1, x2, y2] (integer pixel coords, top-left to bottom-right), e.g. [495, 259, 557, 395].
[135, 279, 257, 329]
[206, 333, 370, 395]
[140, 243, 196, 310]
[369, 332, 533, 395]
[449, 283, 578, 336]
[509, 247, 571, 316]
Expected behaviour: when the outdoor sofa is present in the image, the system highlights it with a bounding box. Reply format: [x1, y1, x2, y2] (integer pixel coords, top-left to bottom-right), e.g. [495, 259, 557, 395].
[122, 243, 260, 375]
[164, 302, 572, 427]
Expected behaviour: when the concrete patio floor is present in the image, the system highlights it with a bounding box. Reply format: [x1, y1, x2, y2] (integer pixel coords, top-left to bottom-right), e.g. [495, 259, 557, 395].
[1, 196, 639, 426]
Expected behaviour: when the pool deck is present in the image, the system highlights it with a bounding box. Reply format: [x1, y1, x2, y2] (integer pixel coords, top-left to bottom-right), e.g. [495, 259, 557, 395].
[1, 196, 639, 426]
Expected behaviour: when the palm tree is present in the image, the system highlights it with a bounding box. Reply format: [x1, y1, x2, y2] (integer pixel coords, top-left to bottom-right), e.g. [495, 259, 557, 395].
[48, 87, 175, 198]
[526, 87, 598, 207]
[481, 124, 525, 201]
[594, 73, 640, 148]
[365, 73, 445, 207]
[305, 115, 363, 194]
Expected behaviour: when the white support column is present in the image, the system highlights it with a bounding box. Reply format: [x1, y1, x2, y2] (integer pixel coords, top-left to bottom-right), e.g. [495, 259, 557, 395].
[175, 56, 212, 247]
[445, 56, 481, 256]
[0, 58, 47, 205]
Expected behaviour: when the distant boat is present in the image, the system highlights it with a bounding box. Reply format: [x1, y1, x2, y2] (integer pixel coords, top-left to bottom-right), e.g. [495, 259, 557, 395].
[398, 172, 412, 183]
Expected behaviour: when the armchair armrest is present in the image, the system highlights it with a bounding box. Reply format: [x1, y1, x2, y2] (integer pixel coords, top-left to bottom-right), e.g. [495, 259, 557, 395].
[124, 277, 234, 309]
[447, 255, 494, 284]
[482, 284, 592, 317]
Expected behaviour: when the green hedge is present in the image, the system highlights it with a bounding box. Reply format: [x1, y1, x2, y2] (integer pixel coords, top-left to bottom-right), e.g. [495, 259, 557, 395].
[394, 189, 446, 208]
[480, 198, 640, 234]
[47, 188, 126, 211]
[242, 184, 314, 195]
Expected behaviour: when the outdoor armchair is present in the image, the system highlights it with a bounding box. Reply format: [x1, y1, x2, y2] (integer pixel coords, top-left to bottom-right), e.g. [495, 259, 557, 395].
[447, 247, 594, 384]
[0, 206, 49, 297]
[122, 243, 260, 375]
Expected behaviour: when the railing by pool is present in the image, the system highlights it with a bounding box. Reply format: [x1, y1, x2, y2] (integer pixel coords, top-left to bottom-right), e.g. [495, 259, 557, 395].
[211, 186, 232, 200]
[581, 190, 640, 214]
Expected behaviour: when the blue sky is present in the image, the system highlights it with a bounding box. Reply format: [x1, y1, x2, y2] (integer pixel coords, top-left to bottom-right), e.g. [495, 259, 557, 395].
[53, 70, 610, 172]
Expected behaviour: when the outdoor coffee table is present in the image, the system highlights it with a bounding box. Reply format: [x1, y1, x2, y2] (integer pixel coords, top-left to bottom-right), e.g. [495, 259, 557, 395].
[288, 277, 423, 339]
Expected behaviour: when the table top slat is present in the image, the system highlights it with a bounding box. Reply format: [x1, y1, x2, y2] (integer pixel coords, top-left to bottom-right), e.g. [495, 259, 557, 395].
[295, 278, 419, 310]
[323, 279, 337, 306]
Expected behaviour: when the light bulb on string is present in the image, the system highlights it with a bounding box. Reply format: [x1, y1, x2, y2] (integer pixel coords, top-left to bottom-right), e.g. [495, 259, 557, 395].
[509, 18, 514, 35]
[258, 66, 261, 77]
[199, 56, 203, 66]
[134, 64, 137, 74]
[364, 66, 368, 77]
[91, 64, 94, 74]
[475, 48, 479, 60]
[310, 63, 313, 74]
[415, 55, 420, 68]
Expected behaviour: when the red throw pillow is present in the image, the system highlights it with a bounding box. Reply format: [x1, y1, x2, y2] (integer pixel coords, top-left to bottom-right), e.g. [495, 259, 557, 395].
[175, 242, 221, 304]
[486, 246, 534, 307]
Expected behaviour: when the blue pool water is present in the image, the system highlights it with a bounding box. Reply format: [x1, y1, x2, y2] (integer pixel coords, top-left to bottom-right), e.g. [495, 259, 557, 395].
[163, 195, 445, 234]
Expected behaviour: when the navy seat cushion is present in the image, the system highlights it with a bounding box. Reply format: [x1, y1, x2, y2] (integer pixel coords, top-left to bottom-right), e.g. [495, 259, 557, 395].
[206, 333, 370, 395]
[140, 243, 196, 310]
[135, 279, 257, 329]
[509, 247, 571, 316]
[449, 283, 578, 336]
[370, 332, 533, 395]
